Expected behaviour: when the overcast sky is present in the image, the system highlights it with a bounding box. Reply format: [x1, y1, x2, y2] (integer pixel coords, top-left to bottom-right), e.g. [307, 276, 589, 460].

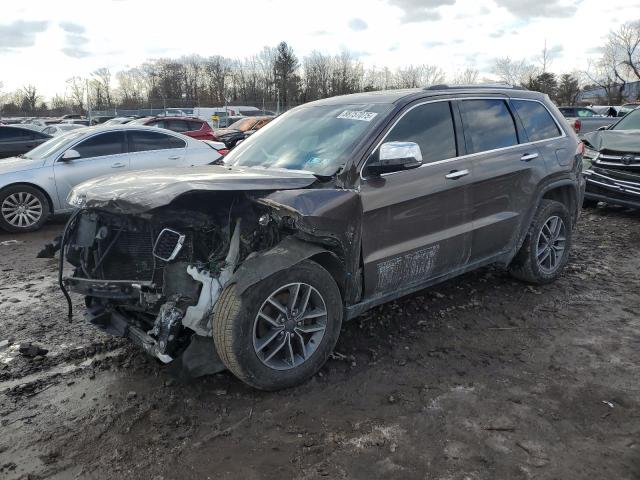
[1, 0, 639, 98]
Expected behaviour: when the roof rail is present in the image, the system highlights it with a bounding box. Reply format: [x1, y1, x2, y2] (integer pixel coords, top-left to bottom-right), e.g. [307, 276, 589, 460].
[424, 83, 525, 91]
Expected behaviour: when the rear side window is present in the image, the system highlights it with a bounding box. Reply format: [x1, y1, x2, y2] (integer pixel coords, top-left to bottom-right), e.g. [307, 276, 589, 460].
[73, 132, 126, 159]
[187, 121, 204, 130]
[129, 131, 186, 152]
[166, 120, 190, 132]
[577, 108, 594, 117]
[383, 101, 457, 164]
[512, 100, 561, 142]
[0, 128, 34, 141]
[459, 99, 518, 154]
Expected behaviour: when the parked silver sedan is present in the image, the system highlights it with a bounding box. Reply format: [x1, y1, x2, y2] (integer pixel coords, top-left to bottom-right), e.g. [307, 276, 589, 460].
[0, 125, 223, 232]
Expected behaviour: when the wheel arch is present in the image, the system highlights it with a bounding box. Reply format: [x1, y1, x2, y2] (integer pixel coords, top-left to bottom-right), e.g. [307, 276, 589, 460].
[229, 236, 345, 299]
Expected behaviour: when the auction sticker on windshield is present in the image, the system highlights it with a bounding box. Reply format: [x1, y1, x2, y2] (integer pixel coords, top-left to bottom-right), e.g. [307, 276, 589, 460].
[337, 110, 378, 122]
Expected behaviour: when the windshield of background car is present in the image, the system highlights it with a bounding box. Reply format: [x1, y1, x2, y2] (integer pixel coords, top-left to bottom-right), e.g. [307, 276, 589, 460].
[618, 105, 638, 117]
[225, 103, 393, 176]
[23, 130, 87, 159]
[612, 108, 640, 130]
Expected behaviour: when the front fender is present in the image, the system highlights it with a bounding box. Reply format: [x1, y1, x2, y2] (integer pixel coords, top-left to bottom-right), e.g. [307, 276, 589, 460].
[229, 236, 335, 294]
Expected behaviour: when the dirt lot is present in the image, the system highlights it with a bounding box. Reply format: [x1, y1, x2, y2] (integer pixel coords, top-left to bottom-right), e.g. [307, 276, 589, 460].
[0, 207, 639, 480]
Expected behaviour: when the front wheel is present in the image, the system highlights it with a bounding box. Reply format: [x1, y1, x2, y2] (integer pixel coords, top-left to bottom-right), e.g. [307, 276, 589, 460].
[509, 199, 572, 284]
[212, 260, 343, 390]
[0, 185, 50, 233]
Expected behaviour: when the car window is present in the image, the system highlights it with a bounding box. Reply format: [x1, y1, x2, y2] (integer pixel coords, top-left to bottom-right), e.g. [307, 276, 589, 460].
[187, 121, 203, 131]
[129, 130, 186, 152]
[459, 99, 518, 154]
[166, 120, 190, 132]
[577, 108, 594, 117]
[611, 108, 640, 130]
[0, 127, 34, 141]
[73, 132, 126, 159]
[382, 101, 457, 164]
[511, 100, 561, 142]
[43, 127, 54, 135]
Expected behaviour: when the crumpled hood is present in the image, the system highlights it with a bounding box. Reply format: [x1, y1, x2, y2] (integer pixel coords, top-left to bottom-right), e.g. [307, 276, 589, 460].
[583, 130, 640, 153]
[0, 156, 46, 175]
[67, 165, 318, 213]
[213, 128, 240, 137]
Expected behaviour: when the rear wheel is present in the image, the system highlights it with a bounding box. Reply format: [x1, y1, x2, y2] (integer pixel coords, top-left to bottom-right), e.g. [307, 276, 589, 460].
[509, 199, 572, 284]
[0, 185, 50, 233]
[212, 260, 342, 391]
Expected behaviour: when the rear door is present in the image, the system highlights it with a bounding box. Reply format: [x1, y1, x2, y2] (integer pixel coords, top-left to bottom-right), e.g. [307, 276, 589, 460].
[457, 98, 549, 263]
[359, 100, 474, 298]
[53, 131, 129, 207]
[127, 130, 187, 170]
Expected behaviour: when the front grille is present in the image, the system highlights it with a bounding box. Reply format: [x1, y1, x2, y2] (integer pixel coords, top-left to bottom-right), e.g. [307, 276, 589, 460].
[153, 229, 185, 262]
[101, 230, 156, 281]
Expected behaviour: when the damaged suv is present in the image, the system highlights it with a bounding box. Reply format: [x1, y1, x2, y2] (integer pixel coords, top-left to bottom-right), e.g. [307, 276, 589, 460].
[58, 85, 584, 390]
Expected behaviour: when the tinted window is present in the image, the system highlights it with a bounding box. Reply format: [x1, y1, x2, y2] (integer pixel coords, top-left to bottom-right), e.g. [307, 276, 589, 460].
[577, 108, 595, 117]
[166, 120, 190, 132]
[129, 130, 186, 152]
[74, 132, 126, 159]
[0, 127, 34, 141]
[383, 102, 457, 163]
[512, 100, 561, 142]
[187, 121, 204, 130]
[459, 100, 518, 153]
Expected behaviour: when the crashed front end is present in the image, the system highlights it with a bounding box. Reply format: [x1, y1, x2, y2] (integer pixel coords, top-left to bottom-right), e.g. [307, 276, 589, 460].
[583, 133, 640, 209]
[61, 194, 278, 373]
[58, 166, 361, 376]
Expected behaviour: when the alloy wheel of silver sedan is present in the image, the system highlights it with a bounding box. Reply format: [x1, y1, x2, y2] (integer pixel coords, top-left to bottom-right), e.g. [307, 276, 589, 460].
[253, 282, 328, 371]
[1, 192, 43, 228]
[536, 215, 566, 274]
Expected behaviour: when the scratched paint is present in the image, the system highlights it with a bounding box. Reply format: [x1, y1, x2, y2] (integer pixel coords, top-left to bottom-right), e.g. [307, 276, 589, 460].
[375, 244, 440, 291]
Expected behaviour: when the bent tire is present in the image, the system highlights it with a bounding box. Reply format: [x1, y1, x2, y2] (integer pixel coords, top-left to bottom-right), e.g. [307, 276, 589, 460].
[212, 259, 343, 391]
[0, 185, 50, 233]
[509, 199, 572, 285]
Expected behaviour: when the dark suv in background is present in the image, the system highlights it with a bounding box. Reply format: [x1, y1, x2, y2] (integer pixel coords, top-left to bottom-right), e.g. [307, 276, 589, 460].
[58, 85, 584, 391]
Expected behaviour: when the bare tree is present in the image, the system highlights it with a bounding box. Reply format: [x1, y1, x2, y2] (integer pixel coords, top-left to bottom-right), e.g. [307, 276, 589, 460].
[92, 68, 113, 107]
[608, 20, 640, 80]
[452, 67, 479, 84]
[67, 77, 86, 113]
[21, 85, 40, 111]
[492, 57, 538, 86]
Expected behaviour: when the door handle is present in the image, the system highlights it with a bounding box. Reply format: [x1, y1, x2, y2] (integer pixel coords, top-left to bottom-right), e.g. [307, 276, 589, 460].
[521, 153, 539, 162]
[445, 169, 469, 180]
[168, 155, 181, 160]
[111, 162, 126, 168]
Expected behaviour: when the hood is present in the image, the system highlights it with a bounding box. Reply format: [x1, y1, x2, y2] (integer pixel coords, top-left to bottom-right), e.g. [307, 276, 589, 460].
[213, 128, 240, 137]
[67, 165, 318, 213]
[0, 156, 46, 175]
[583, 130, 640, 153]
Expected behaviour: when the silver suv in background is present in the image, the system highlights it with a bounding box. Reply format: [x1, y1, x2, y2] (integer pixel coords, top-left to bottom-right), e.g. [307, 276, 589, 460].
[0, 125, 222, 232]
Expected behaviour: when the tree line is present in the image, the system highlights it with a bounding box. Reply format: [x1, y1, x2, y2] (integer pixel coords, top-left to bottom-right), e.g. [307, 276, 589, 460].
[1, 20, 638, 116]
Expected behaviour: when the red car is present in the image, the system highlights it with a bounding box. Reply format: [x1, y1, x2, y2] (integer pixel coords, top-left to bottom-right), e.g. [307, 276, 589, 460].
[131, 116, 215, 141]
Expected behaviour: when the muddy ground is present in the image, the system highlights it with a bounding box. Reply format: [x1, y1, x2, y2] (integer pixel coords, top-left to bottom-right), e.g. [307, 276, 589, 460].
[0, 207, 638, 480]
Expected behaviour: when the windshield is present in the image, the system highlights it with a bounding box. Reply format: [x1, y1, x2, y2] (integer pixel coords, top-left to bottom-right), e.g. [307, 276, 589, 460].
[612, 108, 640, 130]
[225, 103, 393, 176]
[618, 104, 639, 117]
[22, 130, 87, 160]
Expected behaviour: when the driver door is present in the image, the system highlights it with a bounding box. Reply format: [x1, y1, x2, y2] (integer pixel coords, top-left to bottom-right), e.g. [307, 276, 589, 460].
[53, 131, 129, 208]
[359, 100, 474, 298]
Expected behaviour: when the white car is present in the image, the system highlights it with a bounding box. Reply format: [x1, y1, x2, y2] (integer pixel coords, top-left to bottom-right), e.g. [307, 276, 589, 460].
[41, 124, 86, 136]
[0, 125, 223, 232]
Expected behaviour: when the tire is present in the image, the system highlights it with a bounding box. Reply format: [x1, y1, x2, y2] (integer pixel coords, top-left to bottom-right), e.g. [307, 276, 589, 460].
[0, 185, 50, 233]
[582, 198, 599, 208]
[212, 259, 343, 391]
[508, 199, 572, 284]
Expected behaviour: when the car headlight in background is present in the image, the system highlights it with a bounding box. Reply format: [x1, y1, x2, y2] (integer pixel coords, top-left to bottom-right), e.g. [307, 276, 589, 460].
[583, 147, 599, 160]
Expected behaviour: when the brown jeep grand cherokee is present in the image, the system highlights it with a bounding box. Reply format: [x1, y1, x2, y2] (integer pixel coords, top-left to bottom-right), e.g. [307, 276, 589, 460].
[58, 85, 585, 390]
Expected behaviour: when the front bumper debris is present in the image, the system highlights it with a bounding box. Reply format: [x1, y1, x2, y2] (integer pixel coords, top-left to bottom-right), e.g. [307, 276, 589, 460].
[584, 167, 640, 208]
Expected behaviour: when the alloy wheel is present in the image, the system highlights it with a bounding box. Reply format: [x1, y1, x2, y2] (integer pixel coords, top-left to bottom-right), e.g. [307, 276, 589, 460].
[536, 215, 566, 274]
[1, 192, 43, 228]
[252, 282, 328, 371]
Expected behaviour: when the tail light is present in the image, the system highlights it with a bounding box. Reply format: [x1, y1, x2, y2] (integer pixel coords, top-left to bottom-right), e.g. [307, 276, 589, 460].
[573, 119, 581, 133]
[217, 149, 229, 156]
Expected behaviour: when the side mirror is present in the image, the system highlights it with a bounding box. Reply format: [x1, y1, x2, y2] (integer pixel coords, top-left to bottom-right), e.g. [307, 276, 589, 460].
[367, 141, 423, 175]
[597, 125, 609, 131]
[61, 149, 80, 161]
